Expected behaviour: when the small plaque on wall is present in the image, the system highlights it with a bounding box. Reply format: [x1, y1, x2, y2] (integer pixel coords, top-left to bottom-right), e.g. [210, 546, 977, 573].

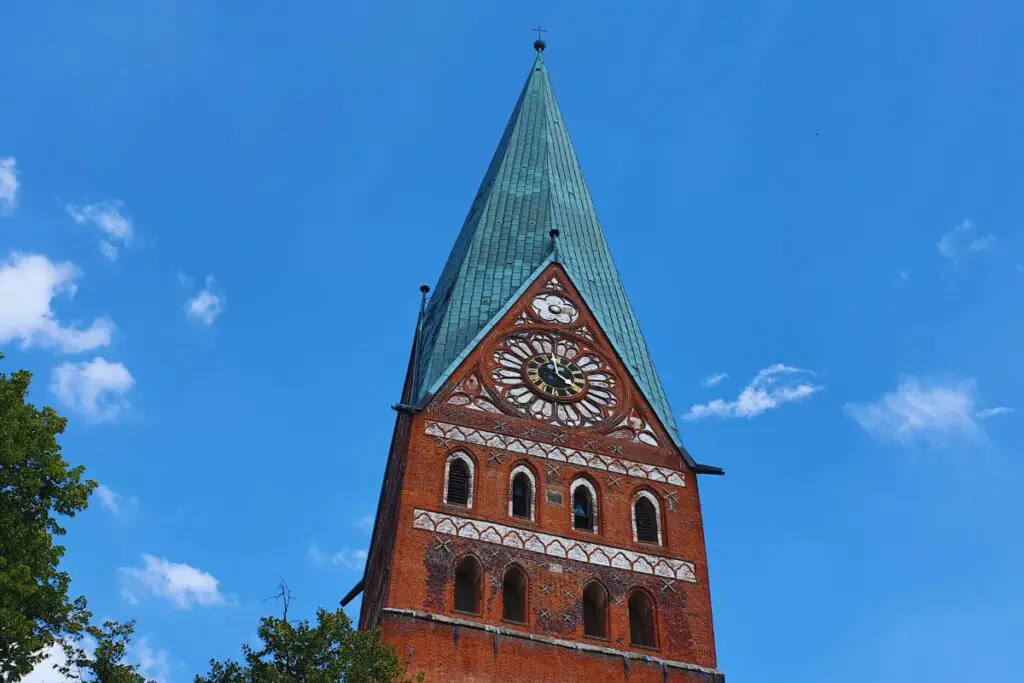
[546, 490, 564, 506]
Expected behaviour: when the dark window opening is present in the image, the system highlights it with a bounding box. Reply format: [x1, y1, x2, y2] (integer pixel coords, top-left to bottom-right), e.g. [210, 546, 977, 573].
[582, 581, 608, 638]
[634, 497, 659, 544]
[629, 590, 656, 648]
[502, 566, 527, 623]
[573, 484, 595, 531]
[511, 472, 532, 518]
[446, 458, 470, 506]
[453, 556, 482, 614]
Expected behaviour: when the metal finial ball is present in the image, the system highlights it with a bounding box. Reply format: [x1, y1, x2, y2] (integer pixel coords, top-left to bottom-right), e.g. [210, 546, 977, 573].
[534, 39, 547, 52]
[419, 284, 430, 294]
[549, 229, 560, 239]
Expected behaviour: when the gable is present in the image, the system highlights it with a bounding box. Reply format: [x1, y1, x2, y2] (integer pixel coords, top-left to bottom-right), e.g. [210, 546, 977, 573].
[427, 263, 690, 465]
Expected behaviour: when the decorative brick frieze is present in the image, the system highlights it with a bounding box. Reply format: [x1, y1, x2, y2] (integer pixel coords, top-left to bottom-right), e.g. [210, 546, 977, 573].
[425, 420, 686, 487]
[412, 508, 696, 582]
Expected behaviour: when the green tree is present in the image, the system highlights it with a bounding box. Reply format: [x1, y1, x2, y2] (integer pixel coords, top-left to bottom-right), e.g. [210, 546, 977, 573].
[57, 620, 154, 683]
[0, 354, 96, 681]
[195, 583, 421, 683]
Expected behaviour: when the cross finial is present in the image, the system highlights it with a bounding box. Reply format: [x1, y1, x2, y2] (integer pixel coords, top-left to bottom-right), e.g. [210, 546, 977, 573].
[532, 25, 548, 52]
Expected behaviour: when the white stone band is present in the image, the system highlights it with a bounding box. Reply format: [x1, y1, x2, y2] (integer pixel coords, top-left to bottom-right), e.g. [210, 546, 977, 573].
[425, 421, 685, 487]
[412, 508, 696, 582]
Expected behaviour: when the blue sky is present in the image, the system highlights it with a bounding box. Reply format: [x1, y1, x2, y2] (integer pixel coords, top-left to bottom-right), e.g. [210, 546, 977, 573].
[3, 1, 1022, 681]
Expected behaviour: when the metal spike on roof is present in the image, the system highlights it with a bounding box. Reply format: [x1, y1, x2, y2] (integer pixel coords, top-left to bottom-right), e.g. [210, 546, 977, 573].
[416, 48, 686, 451]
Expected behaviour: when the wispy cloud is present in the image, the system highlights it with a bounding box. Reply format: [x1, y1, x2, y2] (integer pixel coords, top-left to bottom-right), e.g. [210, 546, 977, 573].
[0, 157, 18, 213]
[356, 515, 375, 531]
[0, 253, 115, 353]
[898, 270, 910, 281]
[937, 219, 995, 263]
[51, 358, 134, 422]
[185, 275, 223, 326]
[131, 637, 171, 683]
[66, 200, 134, 262]
[331, 548, 368, 570]
[683, 364, 822, 421]
[701, 372, 729, 388]
[844, 377, 1002, 444]
[119, 554, 228, 609]
[95, 484, 139, 515]
[309, 541, 367, 571]
[976, 406, 1014, 419]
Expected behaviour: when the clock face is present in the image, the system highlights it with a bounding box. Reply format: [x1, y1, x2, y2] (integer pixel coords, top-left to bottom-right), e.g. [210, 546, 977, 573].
[488, 331, 619, 428]
[526, 353, 586, 399]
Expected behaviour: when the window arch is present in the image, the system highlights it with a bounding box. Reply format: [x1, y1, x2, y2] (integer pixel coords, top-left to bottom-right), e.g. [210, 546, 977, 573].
[508, 464, 536, 520]
[453, 555, 483, 614]
[632, 490, 662, 545]
[570, 478, 599, 532]
[581, 580, 608, 639]
[501, 565, 528, 623]
[628, 589, 657, 648]
[443, 452, 474, 507]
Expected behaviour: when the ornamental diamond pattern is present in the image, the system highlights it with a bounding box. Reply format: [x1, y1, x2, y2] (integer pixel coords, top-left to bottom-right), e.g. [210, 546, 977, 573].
[424, 421, 686, 487]
[412, 508, 696, 582]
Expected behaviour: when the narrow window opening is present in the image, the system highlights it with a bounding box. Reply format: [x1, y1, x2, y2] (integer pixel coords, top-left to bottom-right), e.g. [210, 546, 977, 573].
[582, 581, 608, 638]
[511, 472, 531, 518]
[453, 556, 482, 614]
[629, 590, 657, 648]
[634, 497, 659, 544]
[502, 566, 527, 623]
[573, 485, 594, 531]
[446, 458, 470, 506]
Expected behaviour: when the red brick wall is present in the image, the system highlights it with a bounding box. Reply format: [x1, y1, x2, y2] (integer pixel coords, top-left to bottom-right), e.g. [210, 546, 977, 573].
[382, 612, 724, 683]
[367, 265, 721, 677]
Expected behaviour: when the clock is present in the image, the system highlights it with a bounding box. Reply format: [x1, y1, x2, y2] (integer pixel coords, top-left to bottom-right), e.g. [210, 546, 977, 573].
[488, 331, 619, 428]
[525, 353, 586, 399]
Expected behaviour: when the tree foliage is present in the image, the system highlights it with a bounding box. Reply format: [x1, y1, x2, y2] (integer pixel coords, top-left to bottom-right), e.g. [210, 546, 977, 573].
[57, 620, 154, 683]
[195, 583, 421, 683]
[0, 354, 96, 681]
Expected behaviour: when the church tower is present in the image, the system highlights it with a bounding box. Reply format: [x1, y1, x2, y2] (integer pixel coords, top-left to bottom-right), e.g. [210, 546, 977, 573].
[345, 41, 726, 683]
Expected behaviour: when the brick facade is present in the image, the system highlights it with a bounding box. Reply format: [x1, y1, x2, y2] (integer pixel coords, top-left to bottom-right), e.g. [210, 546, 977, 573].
[360, 266, 723, 681]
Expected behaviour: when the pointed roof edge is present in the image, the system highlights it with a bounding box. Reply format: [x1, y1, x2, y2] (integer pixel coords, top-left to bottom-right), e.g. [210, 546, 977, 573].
[416, 258, 716, 473]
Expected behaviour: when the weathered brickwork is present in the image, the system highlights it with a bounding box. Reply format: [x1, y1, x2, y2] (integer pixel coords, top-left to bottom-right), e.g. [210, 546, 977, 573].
[381, 612, 725, 683]
[361, 265, 722, 680]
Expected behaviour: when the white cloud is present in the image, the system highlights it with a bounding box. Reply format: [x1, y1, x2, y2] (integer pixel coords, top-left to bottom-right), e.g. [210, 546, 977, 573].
[95, 484, 139, 515]
[356, 515, 375, 531]
[119, 554, 227, 609]
[23, 634, 169, 683]
[844, 377, 990, 444]
[683, 364, 822, 421]
[937, 219, 995, 263]
[309, 542, 367, 570]
[66, 201, 134, 261]
[0, 157, 18, 213]
[185, 276, 223, 326]
[331, 548, 368, 570]
[976, 406, 1014, 419]
[51, 358, 134, 422]
[701, 372, 729, 388]
[0, 253, 115, 353]
[132, 637, 171, 683]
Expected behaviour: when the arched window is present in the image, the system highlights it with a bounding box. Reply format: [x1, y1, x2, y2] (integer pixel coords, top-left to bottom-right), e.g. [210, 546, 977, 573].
[628, 590, 657, 648]
[582, 581, 608, 638]
[502, 565, 527, 623]
[508, 465, 536, 520]
[444, 452, 474, 507]
[453, 556, 482, 614]
[571, 478, 598, 532]
[632, 491, 662, 545]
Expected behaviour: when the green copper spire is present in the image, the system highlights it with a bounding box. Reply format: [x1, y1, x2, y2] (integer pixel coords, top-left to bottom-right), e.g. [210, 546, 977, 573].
[417, 48, 687, 452]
